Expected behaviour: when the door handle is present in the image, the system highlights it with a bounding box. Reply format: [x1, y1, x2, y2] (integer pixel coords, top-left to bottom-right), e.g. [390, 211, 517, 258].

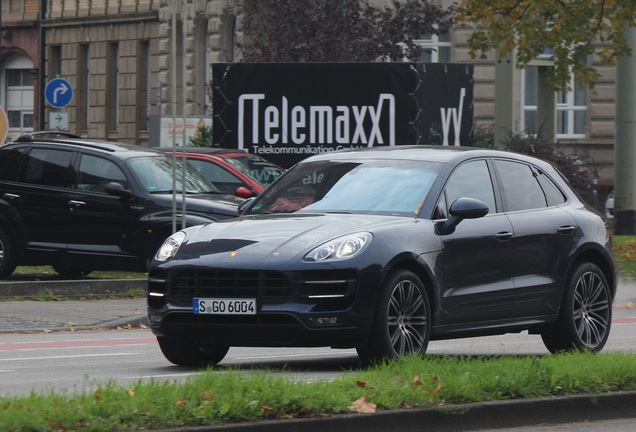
[3, 193, 19, 200]
[495, 232, 513, 242]
[68, 200, 86, 207]
[557, 226, 576, 235]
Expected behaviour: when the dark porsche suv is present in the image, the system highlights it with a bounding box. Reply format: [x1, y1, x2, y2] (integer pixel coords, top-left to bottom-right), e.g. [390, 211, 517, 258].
[0, 132, 242, 279]
[148, 146, 617, 366]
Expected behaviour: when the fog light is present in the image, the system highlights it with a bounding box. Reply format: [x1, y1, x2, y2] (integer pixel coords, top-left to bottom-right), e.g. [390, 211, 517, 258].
[309, 316, 342, 325]
[149, 314, 162, 323]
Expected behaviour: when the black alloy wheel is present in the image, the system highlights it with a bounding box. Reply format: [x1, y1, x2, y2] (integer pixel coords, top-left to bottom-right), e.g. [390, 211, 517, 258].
[542, 262, 612, 353]
[357, 269, 431, 363]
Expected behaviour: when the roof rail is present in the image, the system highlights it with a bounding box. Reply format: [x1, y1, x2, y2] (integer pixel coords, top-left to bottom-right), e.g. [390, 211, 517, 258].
[16, 131, 82, 142]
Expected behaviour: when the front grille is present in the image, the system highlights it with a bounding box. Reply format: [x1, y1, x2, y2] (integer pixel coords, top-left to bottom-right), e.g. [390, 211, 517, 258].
[171, 269, 293, 304]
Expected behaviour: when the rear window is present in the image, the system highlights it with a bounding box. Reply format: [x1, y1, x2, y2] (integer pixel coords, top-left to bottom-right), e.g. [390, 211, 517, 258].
[12, 147, 73, 188]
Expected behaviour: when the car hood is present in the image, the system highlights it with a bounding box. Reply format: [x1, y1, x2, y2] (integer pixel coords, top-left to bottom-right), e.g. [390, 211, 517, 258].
[149, 193, 243, 217]
[175, 213, 398, 263]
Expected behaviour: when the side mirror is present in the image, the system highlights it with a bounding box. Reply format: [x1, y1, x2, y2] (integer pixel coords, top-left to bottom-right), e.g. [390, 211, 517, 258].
[238, 197, 256, 215]
[105, 182, 133, 199]
[235, 187, 254, 199]
[436, 197, 489, 235]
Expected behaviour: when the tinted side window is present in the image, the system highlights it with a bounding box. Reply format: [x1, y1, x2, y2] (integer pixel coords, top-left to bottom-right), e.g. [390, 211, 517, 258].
[0, 147, 27, 181]
[444, 160, 497, 215]
[188, 159, 245, 194]
[536, 170, 567, 206]
[495, 160, 546, 211]
[76, 154, 128, 193]
[16, 148, 73, 187]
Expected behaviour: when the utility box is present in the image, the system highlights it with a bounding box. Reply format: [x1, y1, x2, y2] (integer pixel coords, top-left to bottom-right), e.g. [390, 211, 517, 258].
[213, 62, 473, 168]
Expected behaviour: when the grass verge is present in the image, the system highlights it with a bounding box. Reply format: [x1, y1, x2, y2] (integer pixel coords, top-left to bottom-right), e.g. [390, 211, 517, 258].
[1, 352, 636, 431]
[614, 235, 636, 278]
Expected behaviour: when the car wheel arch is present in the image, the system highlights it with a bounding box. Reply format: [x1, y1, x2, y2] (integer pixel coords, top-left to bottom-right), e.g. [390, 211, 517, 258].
[381, 254, 438, 316]
[569, 246, 617, 298]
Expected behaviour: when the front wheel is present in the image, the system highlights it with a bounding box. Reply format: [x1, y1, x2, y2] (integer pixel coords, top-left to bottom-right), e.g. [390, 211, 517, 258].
[157, 337, 229, 367]
[541, 262, 612, 354]
[357, 269, 431, 364]
[0, 228, 17, 279]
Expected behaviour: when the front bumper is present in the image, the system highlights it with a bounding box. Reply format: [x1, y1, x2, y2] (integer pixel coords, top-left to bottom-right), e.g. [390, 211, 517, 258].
[147, 266, 383, 348]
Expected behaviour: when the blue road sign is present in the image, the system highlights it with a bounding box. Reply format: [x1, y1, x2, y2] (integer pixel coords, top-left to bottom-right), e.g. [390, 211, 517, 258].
[45, 78, 73, 108]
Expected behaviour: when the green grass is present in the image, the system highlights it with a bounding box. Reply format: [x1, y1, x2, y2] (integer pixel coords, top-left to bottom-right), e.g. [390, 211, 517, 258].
[1, 352, 635, 431]
[614, 235, 636, 279]
[8, 266, 147, 280]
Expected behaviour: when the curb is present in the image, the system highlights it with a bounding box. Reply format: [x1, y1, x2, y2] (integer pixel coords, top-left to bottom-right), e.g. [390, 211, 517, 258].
[0, 279, 146, 298]
[149, 390, 636, 432]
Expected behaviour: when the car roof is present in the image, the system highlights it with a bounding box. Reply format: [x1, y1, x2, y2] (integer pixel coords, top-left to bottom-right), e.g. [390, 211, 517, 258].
[162, 147, 249, 156]
[5, 132, 166, 159]
[303, 145, 552, 168]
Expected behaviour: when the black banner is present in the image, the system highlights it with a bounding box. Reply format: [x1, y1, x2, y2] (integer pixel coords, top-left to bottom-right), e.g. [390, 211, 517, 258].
[213, 63, 473, 168]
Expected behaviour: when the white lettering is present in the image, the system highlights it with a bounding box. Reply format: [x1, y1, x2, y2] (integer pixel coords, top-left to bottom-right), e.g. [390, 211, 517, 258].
[291, 106, 306, 144]
[237, 93, 396, 147]
[310, 106, 333, 144]
[264, 106, 279, 144]
[440, 88, 466, 146]
[238, 94, 265, 149]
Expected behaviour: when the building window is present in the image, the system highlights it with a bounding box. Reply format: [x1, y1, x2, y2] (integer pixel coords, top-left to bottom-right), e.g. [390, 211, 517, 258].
[5, 68, 34, 138]
[49, 45, 62, 78]
[9, 0, 22, 13]
[78, 44, 90, 131]
[106, 43, 119, 131]
[412, 32, 451, 63]
[137, 41, 150, 131]
[521, 67, 587, 139]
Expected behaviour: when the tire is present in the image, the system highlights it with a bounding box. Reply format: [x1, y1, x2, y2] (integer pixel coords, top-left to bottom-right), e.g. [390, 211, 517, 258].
[157, 337, 229, 367]
[357, 269, 431, 364]
[0, 228, 17, 279]
[541, 262, 612, 354]
[52, 266, 92, 280]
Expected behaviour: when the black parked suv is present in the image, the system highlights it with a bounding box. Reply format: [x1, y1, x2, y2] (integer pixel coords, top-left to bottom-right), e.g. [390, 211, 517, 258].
[0, 132, 243, 279]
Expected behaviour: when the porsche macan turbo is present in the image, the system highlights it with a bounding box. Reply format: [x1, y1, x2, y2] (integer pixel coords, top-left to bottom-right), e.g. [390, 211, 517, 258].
[147, 146, 617, 366]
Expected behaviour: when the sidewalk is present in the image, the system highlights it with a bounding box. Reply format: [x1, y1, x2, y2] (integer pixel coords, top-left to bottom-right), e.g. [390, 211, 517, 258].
[0, 278, 148, 333]
[0, 277, 635, 334]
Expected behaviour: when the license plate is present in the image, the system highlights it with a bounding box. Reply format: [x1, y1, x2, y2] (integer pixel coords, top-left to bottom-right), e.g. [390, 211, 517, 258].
[193, 298, 256, 315]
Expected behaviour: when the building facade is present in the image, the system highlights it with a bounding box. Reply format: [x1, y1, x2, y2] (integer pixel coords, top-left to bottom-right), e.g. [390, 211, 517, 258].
[0, 0, 618, 191]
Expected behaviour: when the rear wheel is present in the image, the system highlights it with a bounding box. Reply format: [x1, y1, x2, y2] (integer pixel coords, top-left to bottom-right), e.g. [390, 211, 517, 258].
[357, 269, 431, 364]
[0, 228, 17, 279]
[541, 262, 612, 353]
[157, 337, 229, 367]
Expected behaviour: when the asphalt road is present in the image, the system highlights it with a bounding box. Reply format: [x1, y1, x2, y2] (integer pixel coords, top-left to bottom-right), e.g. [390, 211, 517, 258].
[1, 311, 635, 397]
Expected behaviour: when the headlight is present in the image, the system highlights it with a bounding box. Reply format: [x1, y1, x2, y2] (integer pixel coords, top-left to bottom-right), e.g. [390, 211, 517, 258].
[304, 232, 373, 262]
[155, 231, 186, 261]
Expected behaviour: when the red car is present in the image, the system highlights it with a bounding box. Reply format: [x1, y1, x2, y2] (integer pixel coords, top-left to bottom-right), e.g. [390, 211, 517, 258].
[169, 148, 284, 198]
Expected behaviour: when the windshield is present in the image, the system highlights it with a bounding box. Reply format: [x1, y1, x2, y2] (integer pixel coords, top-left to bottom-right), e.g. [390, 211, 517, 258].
[224, 155, 283, 187]
[248, 159, 442, 217]
[129, 156, 219, 193]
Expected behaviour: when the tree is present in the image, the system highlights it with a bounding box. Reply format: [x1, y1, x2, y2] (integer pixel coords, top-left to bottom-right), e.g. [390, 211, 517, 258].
[235, 0, 456, 62]
[457, 0, 636, 91]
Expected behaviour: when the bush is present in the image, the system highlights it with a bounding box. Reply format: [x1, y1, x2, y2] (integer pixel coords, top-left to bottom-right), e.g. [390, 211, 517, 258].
[188, 125, 214, 148]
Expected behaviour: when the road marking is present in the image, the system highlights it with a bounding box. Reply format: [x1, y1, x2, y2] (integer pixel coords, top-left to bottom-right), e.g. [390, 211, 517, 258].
[612, 317, 636, 324]
[0, 353, 135, 362]
[0, 337, 156, 351]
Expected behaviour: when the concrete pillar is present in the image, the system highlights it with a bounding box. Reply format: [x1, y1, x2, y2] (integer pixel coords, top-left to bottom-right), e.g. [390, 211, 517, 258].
[536, 66, 557, 144]
[614, 25, 636, 235]
[494, 50, 516, 149]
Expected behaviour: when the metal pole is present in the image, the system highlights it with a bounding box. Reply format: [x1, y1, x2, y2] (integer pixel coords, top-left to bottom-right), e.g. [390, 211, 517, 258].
[181, 6, 188, 230]
[614, 25, 636, 235]
[170, 3, 180, 234]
